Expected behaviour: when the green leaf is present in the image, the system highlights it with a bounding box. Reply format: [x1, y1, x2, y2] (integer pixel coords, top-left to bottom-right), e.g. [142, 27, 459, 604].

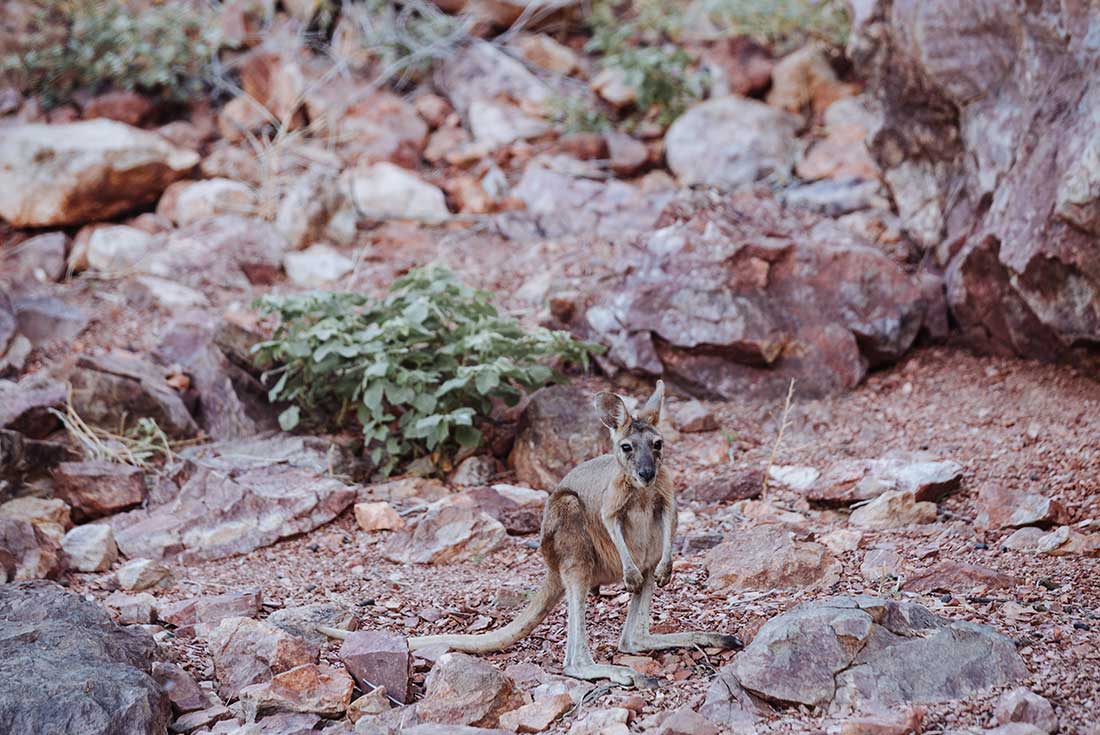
[278, 406, 300, 431]
[475, 369, 500, 395]
[454, 425, 482, 448]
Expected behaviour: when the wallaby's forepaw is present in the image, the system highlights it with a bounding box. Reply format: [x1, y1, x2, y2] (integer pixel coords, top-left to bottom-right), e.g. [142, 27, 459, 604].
[631, 673, 661, 689]
[654, 561, 672, 587]
[623, 566, 644, 592]
[716, 633, 744, 650]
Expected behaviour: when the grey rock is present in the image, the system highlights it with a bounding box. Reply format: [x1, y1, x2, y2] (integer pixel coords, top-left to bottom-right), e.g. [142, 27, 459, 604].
[0, 375, 66, 439]
[509, 385, 609, 490]
[268, 603, 359, 648]
[339, 631, 411, 705]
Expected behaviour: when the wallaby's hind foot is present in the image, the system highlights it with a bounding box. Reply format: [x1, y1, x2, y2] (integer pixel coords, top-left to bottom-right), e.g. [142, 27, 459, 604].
[619, 630, 742, 654]
[564, 663, 657, 689]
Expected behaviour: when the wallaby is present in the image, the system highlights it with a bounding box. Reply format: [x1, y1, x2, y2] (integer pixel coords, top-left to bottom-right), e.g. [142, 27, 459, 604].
[394, 380, 742, 687]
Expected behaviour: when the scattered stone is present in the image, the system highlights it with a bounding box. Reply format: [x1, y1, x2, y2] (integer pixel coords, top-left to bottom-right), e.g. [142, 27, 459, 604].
[780, 178, 888, 217]
[284, 243, 355, 286]
[105, 591, 157, 625]
[339, 631, 411, 705]
[672, 401, 719, 433]
[860, 547, 902, 582]
[171, 703, 232, 733]
[157, 178, 257, 226]
[11, 295, 90, 352]
[268, 603, 359, 648]
[436, 41, 550, 120]
[203, 616, 318, 700]
[346, 687, 390, 723]
[451, 455, 497, 486]
[809, 455, 964, 506]
[361, 476, 451, 503]
[275, 167, 350, 249]
[0, 120, 198, 227]
[767, 465, 820, 492]
[498, 692, 572, 733]
[820, 528, 863, 555]
[591, 67, 636, 108]
[238, 663, 355, 718]
[116, 558, 172, 591]
[83, 90, 155, 126]
[0, 518, 62, 580]
[568, 707, 630, 735]
[468, 99, 549, 148]
[734, 596, 1027, 709]
[382, 494, 506, 565]
[417, 653, 526, 729]
[665, 97, 799, 188]
[796, 96, 881, 182]
[658, 708, 719, 735]
[354, 501, 405, 532]
[904, 561, 1020, 593]
[152, 661, 207, 713]
[111, 435, 357, 562]
[703, 36, 774, 98]
[0, 375, 66, 439]
[1002, 526, 1100, 557]
[849, 491, 937, 529]
[705, 524, 840, 591]
[69, 351, 200, 439]
[61, 523, 118, 572]
[0, 581, 170, 734]
[52, 461, 146, 520]
[344, 162, 449, 223]
[159, 589, 263, 635]
[976, 484, 1066, 529]
[605, 131, 649, 177]
[0, 496, 71, 540]
[995, 688, 1058, 734]
[77, 224, 156, 273]
[508, 33, 580, 76]
[510, 385, 609, 490]
[833, 708, 926, 735]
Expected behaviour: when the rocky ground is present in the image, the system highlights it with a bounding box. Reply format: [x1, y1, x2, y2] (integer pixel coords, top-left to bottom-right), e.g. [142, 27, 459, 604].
[2, 1, 1099, 734]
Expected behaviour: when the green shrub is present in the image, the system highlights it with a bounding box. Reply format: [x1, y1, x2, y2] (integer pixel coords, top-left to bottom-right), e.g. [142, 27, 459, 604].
[1, 0, 221, 108]
[547, 93, 613, 134]
[682, 0, 850, 52]
[585, 0, 704, 128]
[252, 266, 602, 475]
[346, 0, 473, 87]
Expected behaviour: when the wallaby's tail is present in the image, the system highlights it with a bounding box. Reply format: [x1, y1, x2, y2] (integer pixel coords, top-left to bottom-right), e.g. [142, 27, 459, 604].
[406, 575, 563, 654]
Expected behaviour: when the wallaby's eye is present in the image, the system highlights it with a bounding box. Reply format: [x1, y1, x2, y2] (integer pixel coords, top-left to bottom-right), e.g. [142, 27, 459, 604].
[653, 439, 663, 452]
[620, 443, 633, 454]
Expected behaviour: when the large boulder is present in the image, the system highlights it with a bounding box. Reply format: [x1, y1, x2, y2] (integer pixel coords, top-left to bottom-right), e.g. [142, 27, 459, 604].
[509, 385, 609, 490]
[0, 581, 171, 734]
[854, 1, 1100, 364]
[0, 120, 198, 227]
[111, 434, 357, 562]
[734, 596, 1027, 711]
[576, 193, 927, 398]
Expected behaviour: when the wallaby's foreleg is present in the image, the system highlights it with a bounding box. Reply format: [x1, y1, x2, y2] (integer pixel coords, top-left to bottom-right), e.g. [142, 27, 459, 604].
[618, 577, 742, 653]
[653, 498, 676, 587]
[560, 571, 649, 687]
[601, 511, 644, 591]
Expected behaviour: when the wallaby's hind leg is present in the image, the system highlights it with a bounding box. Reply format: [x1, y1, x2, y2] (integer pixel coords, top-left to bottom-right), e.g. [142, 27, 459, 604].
[619, 577, 742, 653]
[561, 571, 650, 687]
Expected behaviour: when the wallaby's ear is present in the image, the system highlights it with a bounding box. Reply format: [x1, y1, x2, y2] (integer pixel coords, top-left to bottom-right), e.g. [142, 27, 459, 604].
[594, 391, 629, 432]
[636, 379, 665, 426]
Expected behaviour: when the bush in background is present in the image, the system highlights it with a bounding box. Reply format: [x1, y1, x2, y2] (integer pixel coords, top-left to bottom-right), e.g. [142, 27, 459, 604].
[252, 266, 602, 475]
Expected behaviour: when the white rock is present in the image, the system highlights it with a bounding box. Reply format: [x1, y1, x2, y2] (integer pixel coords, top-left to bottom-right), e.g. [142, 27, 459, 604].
[85, 225, 155, 272]
[354, 502, 405, 532]
[158, 178, 257, 226]
[491, 484, 548, 508]
[849, 490, 937, 529]
[0, 120, 198, 227]
[468, 99, 550, 147]
[343, 163, 450, 223]
[283, 244, 355, 286]
[117, 558, 172, 591]
[132, 276, 211, 309]
[767, 465, 820, 492]
[61, 524, 118, 572]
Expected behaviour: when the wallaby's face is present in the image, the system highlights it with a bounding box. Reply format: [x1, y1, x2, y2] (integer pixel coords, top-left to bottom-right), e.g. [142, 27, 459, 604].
[595, 381, 665, 488]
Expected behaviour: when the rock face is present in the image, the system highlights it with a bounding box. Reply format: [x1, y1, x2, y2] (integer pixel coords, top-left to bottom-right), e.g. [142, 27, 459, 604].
[578, 194, 927, 398]
[705, 525, 840, 591]
[734, 596, 1027, 711]
[0, 581, 171, 734]
[665, 97, 800, 188]
[382, 494, 506, 565]
[0, 120, 198, 227]
[854, 1, 1100, 364]
[417, 653, 526, 729]
[510, 385, 609, 490]
[111, 435, 357, 562]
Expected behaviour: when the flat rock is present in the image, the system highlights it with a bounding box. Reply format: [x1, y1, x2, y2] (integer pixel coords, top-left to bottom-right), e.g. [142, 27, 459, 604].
[340, 630, 411, 704]
[343, 163, 449, 224]
[734, 596, 1027, 710]
[354, 502, 405, 532]
[849, 491, 937, 529]
[0, 581, 170, 734]
[809, 455, 964, 506]
[976, 484, 1066, 529]
[268, 602, 358, 648]
[657, 708, 719, 735]
[60, 523, 118, 572]
[238, 663, 355, 718]
[0, 496, 71, 541]
[0, 120, 198, 227]
[705, 524, 840, 591]
[860, 548, 902, 582]
[203, 616, 318, 700]
[77, 224, 155, 273]
[498, 692, 572, 733]
[159, 589, 263, 635]
[509, 385, 609, 490]
[116, 557, 172, 591]
[52, 461, 146, 520]
[0, 231, 67, 284]
[157, 178, 256, 227]
[1002, 526, 1100, 557]
[904, 561, 1019, 593]
[466, 486, 542, 535]
[699, 663, 773, 730]
[12, 294, 90, 349]
[665, 97, 799, 188]
[0, 376, 66, 439]
[382, 494, 506, 565]
[105, 591, 157, 625]
[111, 435, 357, 562]
[417, 653, 525, 729]
[693, 466, 763, 504]
[284, 243, 355, 286]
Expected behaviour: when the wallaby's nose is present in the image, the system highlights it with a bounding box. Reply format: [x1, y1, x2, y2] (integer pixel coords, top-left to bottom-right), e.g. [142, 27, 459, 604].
[638, 467, 655, 483]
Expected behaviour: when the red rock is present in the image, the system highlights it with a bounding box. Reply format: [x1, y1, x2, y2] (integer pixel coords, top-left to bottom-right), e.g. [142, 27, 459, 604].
[238, 663, 354, 717]
[381, 494, 505, 565]
[152, 661, 207, 713]
[692, 466, 763, 504]
[658, 708, 719, 735]
[417, 652, 525, 728]
[904, 561, 1020, 593]
[605, 131, 649, 177]
[558, 133, 608, 161]
[339, 631, 411, 704]
[116, 558, 171, 591]
[705, 525, 840, 591]
[767, 42, 856, 119]
[498, 693, 572, 733]
[82, 91, 155, 126]
[995, 688, 1058, 733]
[354, 502, 405, 532]
[238, 48, 307, 127]
[466, 487, 541, 535]
[346, 687, 390, 723]
[202, 616, 317, 700]
[52, 461, 146, 520]
[849, 491, 937, 529]
[0, 518, 61, 580]
[325, 91, 428, 169]
[60, 523, 118, 572]
[159, 589, 263, 636]
[837, 707, 925, 735]
[510, 385, 609, 490]
[0, 376, 66, 439]
[701, 36, 774, 98]
[413, 94, 453, 129]
[105, 591, 157, 625]
[809, 455, 963, 506]
[976, 483, 1066, 529]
